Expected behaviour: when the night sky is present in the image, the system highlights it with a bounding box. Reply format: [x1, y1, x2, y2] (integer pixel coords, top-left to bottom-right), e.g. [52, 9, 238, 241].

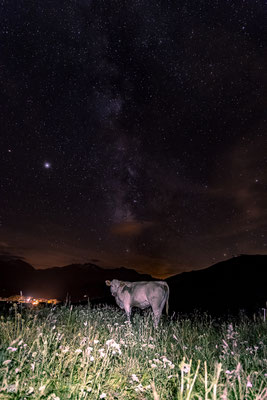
[0, 0, 266, 278]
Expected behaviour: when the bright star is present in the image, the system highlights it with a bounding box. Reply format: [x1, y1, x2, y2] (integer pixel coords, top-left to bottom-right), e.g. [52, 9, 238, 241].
[44, 162, 51, 169]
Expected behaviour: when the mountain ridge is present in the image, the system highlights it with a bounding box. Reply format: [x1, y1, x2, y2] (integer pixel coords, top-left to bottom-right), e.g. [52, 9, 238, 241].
[0, 254, 266, 312]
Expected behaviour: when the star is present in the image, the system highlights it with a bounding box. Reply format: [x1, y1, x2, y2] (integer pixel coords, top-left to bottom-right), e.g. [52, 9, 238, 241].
[44, 162, 51, 169]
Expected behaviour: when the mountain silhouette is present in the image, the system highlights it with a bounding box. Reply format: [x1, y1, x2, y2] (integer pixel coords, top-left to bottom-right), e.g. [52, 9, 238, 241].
[166, 254, 267, 314]
[0, 254, 266, 313]
[0, 259, 153, 302]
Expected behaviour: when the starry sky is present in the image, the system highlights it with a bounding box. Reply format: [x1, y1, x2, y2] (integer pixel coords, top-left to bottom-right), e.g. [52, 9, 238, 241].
[0, 0, 266, 278]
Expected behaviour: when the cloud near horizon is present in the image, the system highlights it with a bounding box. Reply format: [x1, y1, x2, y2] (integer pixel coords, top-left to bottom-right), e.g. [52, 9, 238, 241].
[111, 220, 154, 236]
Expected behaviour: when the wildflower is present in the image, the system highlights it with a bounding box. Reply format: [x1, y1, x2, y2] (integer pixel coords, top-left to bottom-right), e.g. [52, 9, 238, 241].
[61, 346, 69, 353]
[80, 337, 87, 346]
[181, 363, 190, 374]
[94, 339, 99, 344]
[3, 360, 11, 365]
[131, 374, 139, 382]
[39, 385, 46, 392]
[7, 347, 17, 352]
[48, 394, 60, 400]
[86, 346, 93, 355]
[84, 321, 88, 326]
[28, 387, 34, 394]
[15, 368, 20, 374]
[106, 339, 121, 355]
[100, 393, 106, 398]
[75, 349, 82, 354]
[99, 348, 106, 358]
[151, 363, 157, 368]
[135, 384, 144, 392]
[90, 356, 94, 361]
[31, 362, 35, 371]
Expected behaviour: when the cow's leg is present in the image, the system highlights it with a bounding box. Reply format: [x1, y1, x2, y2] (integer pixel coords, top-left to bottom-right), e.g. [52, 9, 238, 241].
[153, 311, 160, 328]
[124, 304, 132, 324]
[152, 301, 165, 328]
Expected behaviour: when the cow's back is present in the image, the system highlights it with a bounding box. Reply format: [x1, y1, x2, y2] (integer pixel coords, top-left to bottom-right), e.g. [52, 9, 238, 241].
[122, 281, 168, 308]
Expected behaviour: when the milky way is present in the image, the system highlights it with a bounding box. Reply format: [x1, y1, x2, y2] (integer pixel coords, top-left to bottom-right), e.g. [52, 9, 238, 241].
[0, 0, 266, 277]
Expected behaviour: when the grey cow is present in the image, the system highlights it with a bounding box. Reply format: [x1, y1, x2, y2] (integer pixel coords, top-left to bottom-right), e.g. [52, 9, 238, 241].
[105, 279, 169, 327]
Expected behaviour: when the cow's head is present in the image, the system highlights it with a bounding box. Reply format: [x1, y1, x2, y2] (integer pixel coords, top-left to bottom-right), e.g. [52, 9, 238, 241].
[105, 279, 121, 296]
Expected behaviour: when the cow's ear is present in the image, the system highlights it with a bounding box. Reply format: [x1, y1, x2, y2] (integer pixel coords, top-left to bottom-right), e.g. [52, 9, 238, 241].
[105, 280, 111, 286]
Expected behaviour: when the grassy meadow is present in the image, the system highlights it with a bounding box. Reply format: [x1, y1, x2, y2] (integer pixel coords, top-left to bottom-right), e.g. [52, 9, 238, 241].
[0, 304, 266, 399]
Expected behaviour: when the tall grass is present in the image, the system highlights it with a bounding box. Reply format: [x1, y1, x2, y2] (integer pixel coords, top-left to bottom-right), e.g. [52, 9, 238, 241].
[0, 304, 266, 399]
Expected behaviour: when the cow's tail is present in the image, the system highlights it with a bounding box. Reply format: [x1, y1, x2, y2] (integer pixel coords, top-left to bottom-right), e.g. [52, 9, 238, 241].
[165, 282, 169, 315]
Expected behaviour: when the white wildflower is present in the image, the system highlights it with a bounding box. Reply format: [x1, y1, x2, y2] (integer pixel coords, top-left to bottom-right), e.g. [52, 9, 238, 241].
[131, 374, 139, 382]
[31, 363, 35, 371]
[247, 380, 253, 388]
[28, 387, 34, 394]
[100, 393, 106, 398]
[181, 363, 190, 373]
[39, 385, 46, 392]
[94, 339, 99, 344]
[99, 348, 105, 358]
[86, 346, 93, 355]
[7, 384, 17, 393]
[90, 356, 94, 361]
[61, 346, 69, 354]
[151, 363, 157, 368]
[135, 383, 144, 392]
[75, 349, 82, 354]
[48, 394, 60, 400]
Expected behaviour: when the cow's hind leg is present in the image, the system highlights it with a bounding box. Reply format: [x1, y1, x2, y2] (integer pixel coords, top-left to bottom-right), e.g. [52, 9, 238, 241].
[152, 301, 165, 328]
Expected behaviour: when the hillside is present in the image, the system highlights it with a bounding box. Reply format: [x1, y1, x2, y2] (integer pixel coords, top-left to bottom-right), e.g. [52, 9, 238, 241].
[166, 254, 267, 314]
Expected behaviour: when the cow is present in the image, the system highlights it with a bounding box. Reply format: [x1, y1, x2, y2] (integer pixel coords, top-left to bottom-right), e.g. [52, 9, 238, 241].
[105, 279, 169, 327]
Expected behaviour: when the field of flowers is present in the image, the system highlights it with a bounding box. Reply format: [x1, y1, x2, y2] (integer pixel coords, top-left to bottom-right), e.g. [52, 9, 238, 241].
[0, 303, 266, 399]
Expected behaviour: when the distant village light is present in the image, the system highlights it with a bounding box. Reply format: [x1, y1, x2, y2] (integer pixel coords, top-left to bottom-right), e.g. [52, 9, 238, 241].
[0, 295, 60, 305]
